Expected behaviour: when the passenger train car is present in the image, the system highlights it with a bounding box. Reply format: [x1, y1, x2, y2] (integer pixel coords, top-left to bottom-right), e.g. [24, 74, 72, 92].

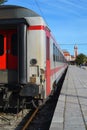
[0, 5, 67, 110]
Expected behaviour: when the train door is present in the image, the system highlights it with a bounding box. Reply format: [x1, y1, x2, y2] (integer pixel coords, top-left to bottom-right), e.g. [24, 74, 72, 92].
[46, 36, 50, 96]
[0, 30, 17, 70]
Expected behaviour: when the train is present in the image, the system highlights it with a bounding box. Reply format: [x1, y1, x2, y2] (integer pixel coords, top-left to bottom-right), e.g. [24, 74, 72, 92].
[0, 5, 68, 110]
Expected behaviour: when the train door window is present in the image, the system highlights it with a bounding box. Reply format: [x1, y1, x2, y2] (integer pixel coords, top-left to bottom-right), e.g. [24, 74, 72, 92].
[0, 34, 4, 56]
[53, 43, 56, 61]
[11, 33, 18, 56]
[53, 43, 54, 61]
[46, 36, 50, 60]
[57, 49, 59, 61]
[7, 31, 18, 70]
[59, 51, 60, 61]
[56, 47, 58, 61]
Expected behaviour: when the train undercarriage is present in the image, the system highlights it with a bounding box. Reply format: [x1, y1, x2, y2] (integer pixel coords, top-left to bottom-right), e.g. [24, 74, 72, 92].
[0, 83, 40, 113]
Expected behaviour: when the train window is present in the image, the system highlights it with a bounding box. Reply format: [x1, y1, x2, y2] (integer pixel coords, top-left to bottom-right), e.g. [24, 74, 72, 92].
[59, 51, 61, 61]
[53, 43, 55, 61]
[11, 33, 18, 56]
[58, 51, 59, 61]
[0, 34, 4, 56]
[56, 47, 58, 61]
[46, 37, 50, 60]
[56, 49, 58, 61]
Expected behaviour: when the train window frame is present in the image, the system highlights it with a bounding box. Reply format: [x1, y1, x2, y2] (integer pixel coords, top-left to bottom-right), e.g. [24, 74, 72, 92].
[0, 34, 4, 56]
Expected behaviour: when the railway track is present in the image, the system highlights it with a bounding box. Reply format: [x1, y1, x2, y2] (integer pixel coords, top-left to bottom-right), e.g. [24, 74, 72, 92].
[0, 69, 67, 130]
[0, 109, 29, 130]
[0, 107, 39, 130]
[18, 69, 67, 130]
[21, 107, 39, 130]
[16, 98, 56, 130]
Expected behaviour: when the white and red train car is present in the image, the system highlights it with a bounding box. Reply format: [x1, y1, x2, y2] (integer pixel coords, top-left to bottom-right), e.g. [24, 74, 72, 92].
[0, 5, 67, 109]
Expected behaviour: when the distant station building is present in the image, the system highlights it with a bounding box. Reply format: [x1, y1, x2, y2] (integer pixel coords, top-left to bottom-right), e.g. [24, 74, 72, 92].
[63, 44, 78, 64]
[63, 50, 71, 61]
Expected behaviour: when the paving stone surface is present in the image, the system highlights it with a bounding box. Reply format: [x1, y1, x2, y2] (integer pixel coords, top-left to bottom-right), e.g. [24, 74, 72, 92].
[50, 65, 87, 130]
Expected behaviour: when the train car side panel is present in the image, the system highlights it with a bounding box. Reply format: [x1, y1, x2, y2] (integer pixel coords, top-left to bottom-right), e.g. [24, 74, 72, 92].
[27, 25, 47, 98]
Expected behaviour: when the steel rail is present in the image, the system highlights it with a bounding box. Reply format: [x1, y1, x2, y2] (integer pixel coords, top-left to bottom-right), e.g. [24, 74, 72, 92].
[21, 107, 39, 130]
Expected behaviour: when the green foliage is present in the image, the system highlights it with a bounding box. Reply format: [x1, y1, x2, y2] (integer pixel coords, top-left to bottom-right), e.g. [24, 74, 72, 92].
[75, 53, 87, 65]
[0, 0, 7, 4]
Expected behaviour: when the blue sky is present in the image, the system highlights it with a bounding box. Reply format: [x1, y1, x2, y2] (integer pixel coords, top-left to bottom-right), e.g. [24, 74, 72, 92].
[5, 0, 87, 55]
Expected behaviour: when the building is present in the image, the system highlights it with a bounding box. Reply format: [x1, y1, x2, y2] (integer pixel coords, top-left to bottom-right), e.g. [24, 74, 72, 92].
[63, 50, 71, 61]
[74, 44, 78, 58]
[63, 45, 78, 63]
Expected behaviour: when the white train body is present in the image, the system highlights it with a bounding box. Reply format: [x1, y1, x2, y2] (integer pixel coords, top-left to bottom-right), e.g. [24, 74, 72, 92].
[26, 17, 67, 98]
[0, 5, 67, 106]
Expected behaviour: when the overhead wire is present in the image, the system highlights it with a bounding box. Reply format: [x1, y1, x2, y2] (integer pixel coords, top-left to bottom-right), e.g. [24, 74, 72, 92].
[59, 43, 87, 45]
[34, 0, 49, 25]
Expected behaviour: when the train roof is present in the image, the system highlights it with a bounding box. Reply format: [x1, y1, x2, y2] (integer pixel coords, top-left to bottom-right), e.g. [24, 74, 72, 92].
[0, 5, 40, 19]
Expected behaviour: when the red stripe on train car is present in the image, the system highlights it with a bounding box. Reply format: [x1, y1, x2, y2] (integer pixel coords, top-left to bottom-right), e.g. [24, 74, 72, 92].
[45, 65, 66, 96]
[50, 65, 67, 76]
[50, 66, 63, 76]
[28, 25, 45, 30]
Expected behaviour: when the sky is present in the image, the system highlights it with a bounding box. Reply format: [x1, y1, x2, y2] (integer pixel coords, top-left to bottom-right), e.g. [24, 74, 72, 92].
[4, 0, 87, 56]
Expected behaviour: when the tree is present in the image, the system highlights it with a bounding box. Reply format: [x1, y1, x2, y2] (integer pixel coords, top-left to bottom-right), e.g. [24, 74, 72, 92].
[75, 53, 87, 65]
[0, 0, 7, 4]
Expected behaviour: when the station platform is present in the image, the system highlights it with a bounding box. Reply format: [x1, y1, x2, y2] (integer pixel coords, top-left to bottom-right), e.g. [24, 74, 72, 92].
[50, 65, 87, 130]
